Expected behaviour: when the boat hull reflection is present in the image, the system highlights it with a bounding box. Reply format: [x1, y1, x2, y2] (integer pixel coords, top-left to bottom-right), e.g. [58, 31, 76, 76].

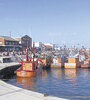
[17, 77, 36, 90]
[64, 69, 77, 79]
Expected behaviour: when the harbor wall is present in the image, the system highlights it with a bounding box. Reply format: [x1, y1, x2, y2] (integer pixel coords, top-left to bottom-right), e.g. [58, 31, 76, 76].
[0, 63, 21, 79]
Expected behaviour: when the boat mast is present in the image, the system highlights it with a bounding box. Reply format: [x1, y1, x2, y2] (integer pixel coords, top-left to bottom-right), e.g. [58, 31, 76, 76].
[32, 42, 35, 70]
[26, 48, 28, 61]
[26, 41, 29, 61]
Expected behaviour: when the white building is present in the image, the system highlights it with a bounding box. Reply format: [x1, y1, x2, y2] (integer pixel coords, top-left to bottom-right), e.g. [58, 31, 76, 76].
[34, 42, 42, 48]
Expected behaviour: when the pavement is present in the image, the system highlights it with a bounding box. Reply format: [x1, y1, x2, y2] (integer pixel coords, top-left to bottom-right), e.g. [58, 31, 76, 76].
[0, 80, 68, 100]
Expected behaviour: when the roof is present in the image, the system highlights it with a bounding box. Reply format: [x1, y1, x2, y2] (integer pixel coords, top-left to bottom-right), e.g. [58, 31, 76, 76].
[0, 36, 18, 41]
[22, 35, 32, 39]
[43, 44, 53, 48]
[15, 38, 22, 41]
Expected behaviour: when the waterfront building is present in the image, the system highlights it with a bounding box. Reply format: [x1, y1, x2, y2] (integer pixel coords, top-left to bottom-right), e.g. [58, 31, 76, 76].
[42, 43, 53, 51]
[0, 36, 21, 52]
[16, 35, 32, 51]
[34, 42, 42, 52]
[35, 42, 42, 48]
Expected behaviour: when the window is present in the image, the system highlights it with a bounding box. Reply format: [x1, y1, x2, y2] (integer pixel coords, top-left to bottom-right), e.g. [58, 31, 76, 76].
[9, 42, 11, 45]
[6, 41, 8, 45]
[0, 41, 2, 44]
[15, 42, 17, 45]
[12, 42, 14, 45]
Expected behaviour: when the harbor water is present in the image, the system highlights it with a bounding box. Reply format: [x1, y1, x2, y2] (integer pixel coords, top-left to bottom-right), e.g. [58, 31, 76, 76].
[5, 68, 90, 100]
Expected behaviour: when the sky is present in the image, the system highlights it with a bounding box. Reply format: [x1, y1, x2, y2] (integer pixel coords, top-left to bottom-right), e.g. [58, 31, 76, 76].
[0, 0, 90, 47]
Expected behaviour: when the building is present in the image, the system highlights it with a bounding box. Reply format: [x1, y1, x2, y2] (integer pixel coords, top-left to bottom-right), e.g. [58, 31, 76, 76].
[16, 35, 32, 51]
[42, 43, 53, 51]
[35, 42, 42, 48]
[0, 36, 21, 52]
[34, 42, 43, 52]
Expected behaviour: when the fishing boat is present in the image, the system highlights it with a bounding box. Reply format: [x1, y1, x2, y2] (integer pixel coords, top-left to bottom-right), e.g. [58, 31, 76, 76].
[64, 57, 80, 68]
[41, 56, 52, 69]
[16, 45, 43, 77]
[51, 56, 64, 68]
[81, 58, 90, 68]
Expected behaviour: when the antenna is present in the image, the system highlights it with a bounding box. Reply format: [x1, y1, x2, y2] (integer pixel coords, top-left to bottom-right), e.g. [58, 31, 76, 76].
[10, 31, 11, 37]
[28, 26, 32, 37]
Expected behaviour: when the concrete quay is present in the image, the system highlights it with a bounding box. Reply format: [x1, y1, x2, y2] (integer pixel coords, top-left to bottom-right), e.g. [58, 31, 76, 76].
[0, 62, 21, 71]
[0, 62, 21, 79]
[0, 80, 67, 100]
